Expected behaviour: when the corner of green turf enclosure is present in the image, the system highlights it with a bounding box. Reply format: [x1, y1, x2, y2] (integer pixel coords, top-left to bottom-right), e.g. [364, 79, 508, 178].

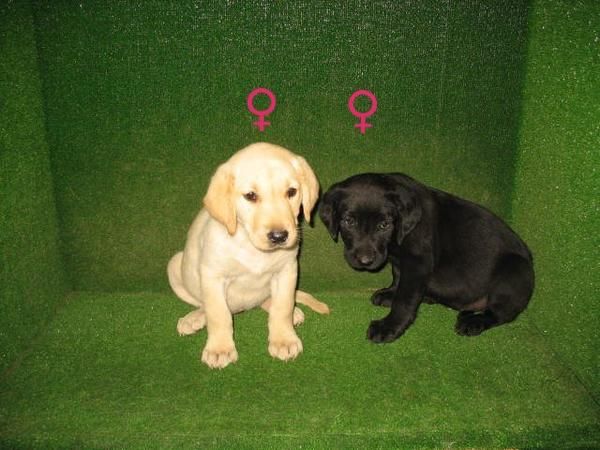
[0, 1, 68, 374]
[512, 0, 600, 400]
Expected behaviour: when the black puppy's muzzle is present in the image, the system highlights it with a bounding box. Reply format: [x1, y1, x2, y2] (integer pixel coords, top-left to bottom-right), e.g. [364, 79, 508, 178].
[346, 248, 386, 272]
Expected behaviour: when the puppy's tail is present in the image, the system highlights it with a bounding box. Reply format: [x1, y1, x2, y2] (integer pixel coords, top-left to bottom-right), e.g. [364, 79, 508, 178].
[296, 290, 330, 314]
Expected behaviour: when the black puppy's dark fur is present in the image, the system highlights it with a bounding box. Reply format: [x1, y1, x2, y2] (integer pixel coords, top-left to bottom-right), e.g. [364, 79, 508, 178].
[320, 173, 534, 343]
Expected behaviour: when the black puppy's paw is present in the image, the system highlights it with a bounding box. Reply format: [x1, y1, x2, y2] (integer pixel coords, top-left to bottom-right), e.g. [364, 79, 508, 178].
[367, 319, 404, 343]
[455, 312, 486, 336]
[371, 288, 394, 307]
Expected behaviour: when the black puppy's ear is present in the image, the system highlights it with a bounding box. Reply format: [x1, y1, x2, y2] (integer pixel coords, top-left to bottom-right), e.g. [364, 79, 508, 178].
[390, 186, 422, 244]
[319, 188, 342, 242]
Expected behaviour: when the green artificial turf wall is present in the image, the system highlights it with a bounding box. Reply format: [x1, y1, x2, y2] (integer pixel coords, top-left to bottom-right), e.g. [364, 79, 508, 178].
[512, 0, 600, 400]
[0, 2, 68, 374]
[32, 0, 529, 293]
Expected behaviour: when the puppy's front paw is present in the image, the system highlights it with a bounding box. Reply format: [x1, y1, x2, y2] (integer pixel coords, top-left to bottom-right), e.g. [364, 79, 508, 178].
[268, 333, 303, 361]
[371, 288, 395, 307]
[201, 340, 238, 369]
[367, 319, 404, 343]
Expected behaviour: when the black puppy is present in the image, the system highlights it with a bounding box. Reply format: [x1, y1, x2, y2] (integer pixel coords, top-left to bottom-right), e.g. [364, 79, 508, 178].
[319, 173, 534, 343]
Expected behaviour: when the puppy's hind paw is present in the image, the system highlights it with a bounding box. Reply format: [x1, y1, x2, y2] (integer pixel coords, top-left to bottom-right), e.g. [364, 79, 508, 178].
[292, 307, 305, 327]
[177, 310, 206, 336]
[455, 312, 488, 336]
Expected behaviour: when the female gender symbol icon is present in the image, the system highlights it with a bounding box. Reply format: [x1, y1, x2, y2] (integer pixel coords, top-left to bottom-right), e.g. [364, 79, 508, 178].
[247, 88, 276, 131]
[348, 90, 377, 134]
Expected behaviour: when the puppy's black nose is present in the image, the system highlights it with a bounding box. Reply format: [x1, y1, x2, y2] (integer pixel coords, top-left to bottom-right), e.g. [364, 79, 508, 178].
[357, 254, 374, 266]
[267, 230, 288, 244]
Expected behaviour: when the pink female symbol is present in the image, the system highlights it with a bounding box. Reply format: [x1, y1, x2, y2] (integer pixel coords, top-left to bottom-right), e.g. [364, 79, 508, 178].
[247, 87, 276, 131]
[348, 90, 377, 134]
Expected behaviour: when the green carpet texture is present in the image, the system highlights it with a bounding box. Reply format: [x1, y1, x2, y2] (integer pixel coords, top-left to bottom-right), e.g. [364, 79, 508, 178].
[0, 1, 68, 375]
[512, 0, 600, 405]
[1, 0, 598, 448]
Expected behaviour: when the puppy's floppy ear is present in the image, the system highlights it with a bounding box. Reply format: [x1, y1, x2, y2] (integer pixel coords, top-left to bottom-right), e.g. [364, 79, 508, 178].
[292, 156, 320, 222]
[319, 188, 342, 242]
[390, 185, 422, 244]
[203, 162, 237, 235]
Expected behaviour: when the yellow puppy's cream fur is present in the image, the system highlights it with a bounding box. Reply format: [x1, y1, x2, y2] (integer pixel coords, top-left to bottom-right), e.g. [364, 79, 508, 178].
[167, 143, 328, 369]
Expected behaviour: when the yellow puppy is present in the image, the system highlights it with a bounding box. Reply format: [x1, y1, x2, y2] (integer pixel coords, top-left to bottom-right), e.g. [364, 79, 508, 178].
[167, 143, 329, 369]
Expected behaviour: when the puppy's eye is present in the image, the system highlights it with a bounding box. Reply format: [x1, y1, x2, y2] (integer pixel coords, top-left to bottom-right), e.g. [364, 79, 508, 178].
[287, 187, 297, 198]
[377, 221, 391, 231]
[341, 217, 356, 227]
[243, 191, 258, 202]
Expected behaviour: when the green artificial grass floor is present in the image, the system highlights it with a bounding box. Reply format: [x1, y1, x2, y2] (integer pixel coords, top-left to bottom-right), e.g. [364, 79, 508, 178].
[1, 292, 598, 449]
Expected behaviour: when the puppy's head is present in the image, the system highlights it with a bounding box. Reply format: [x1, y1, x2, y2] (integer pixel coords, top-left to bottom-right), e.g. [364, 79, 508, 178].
[319, 174, 421, 271]
[203, 143, 319, 251]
